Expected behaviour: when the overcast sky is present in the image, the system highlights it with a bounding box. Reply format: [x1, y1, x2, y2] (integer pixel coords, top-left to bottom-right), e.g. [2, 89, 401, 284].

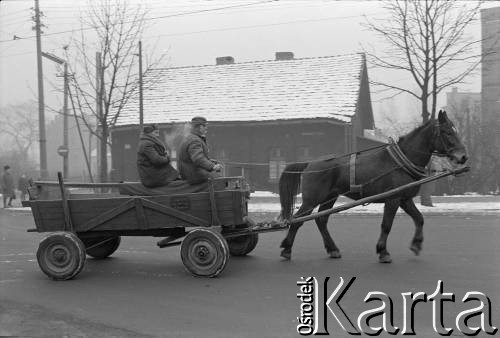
[1, 0, 498, 130]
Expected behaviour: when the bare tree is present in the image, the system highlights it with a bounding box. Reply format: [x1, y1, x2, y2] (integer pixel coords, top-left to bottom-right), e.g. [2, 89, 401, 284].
[67, 0, 163, 182]
[377, 97, 422, 138]
[0, 102, 38, 162]
[364, 0, 483, 122]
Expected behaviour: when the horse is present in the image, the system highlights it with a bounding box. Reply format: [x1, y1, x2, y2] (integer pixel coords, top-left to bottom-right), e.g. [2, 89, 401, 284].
[278, 110, 467, 263]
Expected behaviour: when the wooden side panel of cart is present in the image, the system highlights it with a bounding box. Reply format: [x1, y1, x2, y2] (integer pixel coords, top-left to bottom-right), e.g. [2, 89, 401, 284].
[25, 190, 248, 233]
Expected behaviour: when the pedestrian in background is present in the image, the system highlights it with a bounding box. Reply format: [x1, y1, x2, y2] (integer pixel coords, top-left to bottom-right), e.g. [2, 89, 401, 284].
[17, 172, 30, 201]
[1, 165, 15, 208]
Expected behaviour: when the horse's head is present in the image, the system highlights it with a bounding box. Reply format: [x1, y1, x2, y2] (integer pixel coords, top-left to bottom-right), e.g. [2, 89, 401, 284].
[431, 110, 468, 165]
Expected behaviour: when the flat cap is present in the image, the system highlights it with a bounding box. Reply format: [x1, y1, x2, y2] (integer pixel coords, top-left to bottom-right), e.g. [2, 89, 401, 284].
[143, 124, 158, 134]
[191, 116, 208, 126]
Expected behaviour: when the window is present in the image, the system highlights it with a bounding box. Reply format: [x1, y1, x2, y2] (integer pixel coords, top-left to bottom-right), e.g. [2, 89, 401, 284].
[215, 149, 228, 176]
[168, 149, 177, 169]
[269, 147, 286, 180]
[297, 146, 311, 161]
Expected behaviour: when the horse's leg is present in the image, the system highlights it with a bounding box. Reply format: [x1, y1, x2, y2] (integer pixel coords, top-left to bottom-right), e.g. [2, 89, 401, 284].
[315, 198, 341, 258]
[400, 198, 424, 255]
[280, 204, 314, 260]
[376, 199, 400, 263]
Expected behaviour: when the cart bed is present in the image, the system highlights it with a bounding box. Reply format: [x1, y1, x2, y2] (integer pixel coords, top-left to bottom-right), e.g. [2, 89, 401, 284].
[24, 190, 248, 233]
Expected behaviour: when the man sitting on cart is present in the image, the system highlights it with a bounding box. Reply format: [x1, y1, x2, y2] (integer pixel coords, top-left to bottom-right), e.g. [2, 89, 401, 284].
[137, 124, 180, 188]
[178, 116, 223, 185]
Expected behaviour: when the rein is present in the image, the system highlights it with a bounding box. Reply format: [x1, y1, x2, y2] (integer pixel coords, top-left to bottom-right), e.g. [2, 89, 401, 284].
[223, 143, 388, 171]
[224, 119, 457, 175]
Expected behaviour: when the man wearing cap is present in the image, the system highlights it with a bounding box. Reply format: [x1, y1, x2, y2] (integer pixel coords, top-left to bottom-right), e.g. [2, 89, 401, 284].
[137, 124, 179, 188]
[178, 117, 223, 185]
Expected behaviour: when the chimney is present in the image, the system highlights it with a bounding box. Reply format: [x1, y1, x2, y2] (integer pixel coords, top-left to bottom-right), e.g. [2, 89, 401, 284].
[275, 52, 294, 61]
[216, 56, 235, 65]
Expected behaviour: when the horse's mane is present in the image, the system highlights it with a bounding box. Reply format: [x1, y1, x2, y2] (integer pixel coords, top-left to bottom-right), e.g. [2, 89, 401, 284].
[397, 119, 434, 144]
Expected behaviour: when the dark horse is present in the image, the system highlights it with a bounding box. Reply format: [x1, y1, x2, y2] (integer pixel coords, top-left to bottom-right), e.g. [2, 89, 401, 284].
[278, 110, 467, 263]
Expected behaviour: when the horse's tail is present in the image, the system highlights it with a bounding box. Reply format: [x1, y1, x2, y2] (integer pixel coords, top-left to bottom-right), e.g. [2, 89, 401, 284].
[279, 162, 308, 220]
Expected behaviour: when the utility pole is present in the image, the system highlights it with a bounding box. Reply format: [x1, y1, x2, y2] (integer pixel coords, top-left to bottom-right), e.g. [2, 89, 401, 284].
[68, 85, 94, 183]
[139, 40, 144, 130]
[466, 106, 471, 154]
[41, 51, 68, 178]
[96, 52, 102, 182]
[63, 62, 69, 178]
[34, 0, 47, 178]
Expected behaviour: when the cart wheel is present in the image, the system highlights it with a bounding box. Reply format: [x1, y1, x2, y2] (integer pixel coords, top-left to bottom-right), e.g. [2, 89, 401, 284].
[227, 233, 259, 256]
[81, 236, 121, 259]
[181, 228, 229, 277]
[37, 232, 86, 281]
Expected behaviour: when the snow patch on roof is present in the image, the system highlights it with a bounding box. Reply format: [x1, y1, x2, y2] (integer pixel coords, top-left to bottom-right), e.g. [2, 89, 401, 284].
[115, 53, 365, 127]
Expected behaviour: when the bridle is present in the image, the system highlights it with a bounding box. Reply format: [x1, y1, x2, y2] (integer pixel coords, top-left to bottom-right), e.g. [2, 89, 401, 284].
[431, 120, 461, 158]
[386, 119, 462, 179]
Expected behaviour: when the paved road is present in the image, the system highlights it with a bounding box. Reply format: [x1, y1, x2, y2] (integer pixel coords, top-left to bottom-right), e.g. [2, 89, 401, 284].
[1, 210, 499, 337]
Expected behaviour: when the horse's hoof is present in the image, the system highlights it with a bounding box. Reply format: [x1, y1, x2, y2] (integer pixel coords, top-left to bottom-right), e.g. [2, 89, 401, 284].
[410, 244, 421, 256]
[328, 250, 342, 259]
[280, 250, 291, 261]
[378, 255, 392, 263]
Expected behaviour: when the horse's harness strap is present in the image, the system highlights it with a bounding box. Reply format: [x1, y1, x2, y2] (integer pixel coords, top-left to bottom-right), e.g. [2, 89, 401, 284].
[349, 153, 363, 195]
[386, 140, 427, 179]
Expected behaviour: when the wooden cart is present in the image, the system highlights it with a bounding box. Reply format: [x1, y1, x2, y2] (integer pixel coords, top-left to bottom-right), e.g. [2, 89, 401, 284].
[24, 167, 469, 281]
[23, 174, 258, 280]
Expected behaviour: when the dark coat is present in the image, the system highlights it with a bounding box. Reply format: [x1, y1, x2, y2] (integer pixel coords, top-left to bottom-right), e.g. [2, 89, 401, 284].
[178, 132, 217, 184]
[137, 133, 179, 188]
[1, 171, 15, 196]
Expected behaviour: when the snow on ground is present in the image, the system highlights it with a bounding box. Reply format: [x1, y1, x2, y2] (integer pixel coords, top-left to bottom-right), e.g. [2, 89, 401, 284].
[2, 193, 499, 215]
[249, 192, 500, 214]
[252, 191, 279, 197]
[248, 201, 500, 214]
[251, 191, 498, 198]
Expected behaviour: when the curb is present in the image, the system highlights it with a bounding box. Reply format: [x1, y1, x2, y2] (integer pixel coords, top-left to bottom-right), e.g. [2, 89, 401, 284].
[0, 208, 33, 215]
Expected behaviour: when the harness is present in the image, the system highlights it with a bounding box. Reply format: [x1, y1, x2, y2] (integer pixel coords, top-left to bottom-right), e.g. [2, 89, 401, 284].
[349, 139, 427, 196]
[349, 153, 363, 194]
[386, 139, 427, 179]
[348, 118, 461, 195]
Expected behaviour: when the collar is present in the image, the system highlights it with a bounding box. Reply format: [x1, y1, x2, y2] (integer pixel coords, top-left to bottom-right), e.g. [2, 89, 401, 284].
[386, 138, 427, 179]
[141, 133, 165, 148]
[191, 130, 207, 142]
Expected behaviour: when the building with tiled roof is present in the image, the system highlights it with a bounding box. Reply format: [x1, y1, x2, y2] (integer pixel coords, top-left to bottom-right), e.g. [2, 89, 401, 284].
[111, 52, 380, 190]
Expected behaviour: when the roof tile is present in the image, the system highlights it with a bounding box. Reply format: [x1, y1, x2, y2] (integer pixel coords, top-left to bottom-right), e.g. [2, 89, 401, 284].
[115, 53, 365, 127]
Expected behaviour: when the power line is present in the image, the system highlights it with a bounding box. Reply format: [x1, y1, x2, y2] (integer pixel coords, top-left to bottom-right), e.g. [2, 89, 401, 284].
[0, 0, 276, 43]
[0, 19, 29, 33]
[146, 12, 380, 39]
[0, 18, 30, 27]
[1, 13, 381, 48]
[37, 1, 335, 16]
[0, 8, 30, 18]
[0, 10, 382, 56]
[0, 21, 31, 53]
